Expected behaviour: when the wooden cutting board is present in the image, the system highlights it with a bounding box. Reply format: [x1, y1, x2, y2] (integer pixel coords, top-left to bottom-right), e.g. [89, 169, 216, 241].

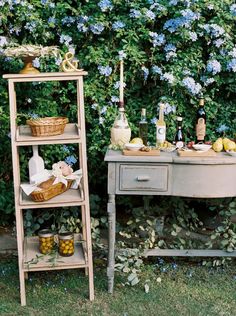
[123, 149, 160, 156]
[177, 149, 216, 157]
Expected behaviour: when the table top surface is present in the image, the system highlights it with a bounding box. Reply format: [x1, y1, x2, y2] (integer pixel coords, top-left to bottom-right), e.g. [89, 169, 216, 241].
[104, 149, 236, 165]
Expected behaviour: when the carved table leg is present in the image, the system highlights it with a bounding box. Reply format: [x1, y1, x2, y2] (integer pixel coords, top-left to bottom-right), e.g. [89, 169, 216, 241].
[107, 194, 116, 294]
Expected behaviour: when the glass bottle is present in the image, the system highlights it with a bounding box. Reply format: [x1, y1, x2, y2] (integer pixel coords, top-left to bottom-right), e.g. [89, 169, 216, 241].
[174, 116, 185, 149]
[156, 103, 166, 147]
[110, 103, 131, 147]
[28, 145, 45, 184]
[139, 108, 148, 146]
[196, 94, 206, 143]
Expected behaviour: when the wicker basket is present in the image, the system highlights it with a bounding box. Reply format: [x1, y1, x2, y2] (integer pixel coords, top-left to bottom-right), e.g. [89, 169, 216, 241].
[27, 117, 68, 137]
[30, 177, 72, 202]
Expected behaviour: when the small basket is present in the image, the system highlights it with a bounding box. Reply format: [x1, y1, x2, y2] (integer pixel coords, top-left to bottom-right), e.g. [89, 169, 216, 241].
[26, 117, 68, 137]
[30, 177, 73, 202]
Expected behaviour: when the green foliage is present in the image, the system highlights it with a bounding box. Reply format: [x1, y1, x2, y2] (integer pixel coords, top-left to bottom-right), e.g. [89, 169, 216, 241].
[0, 1, 236, 234]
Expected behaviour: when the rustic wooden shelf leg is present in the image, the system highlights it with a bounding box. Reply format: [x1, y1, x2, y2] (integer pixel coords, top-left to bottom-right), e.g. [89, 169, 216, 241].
[107, 194, 116, 294]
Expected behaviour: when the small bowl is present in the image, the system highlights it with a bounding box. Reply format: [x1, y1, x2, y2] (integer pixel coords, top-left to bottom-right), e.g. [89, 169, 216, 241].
[125, 143, 144, 151]
[226, 150, 236, 157]
[192, 144, 212, 152]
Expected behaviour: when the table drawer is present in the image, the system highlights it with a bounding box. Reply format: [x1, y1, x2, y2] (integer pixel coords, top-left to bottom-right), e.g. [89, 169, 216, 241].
[119, 165, 168, 191]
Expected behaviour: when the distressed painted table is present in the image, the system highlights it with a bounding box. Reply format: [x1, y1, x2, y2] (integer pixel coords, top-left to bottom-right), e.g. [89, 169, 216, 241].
[104, 149, 236, 293]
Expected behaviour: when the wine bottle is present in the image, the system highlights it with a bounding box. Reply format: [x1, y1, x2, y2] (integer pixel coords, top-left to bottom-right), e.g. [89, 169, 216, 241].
[156, 103, 166, 147]
[196, 95, 206, 143]
[174, 116, 185, 149]
[139, 108, 148, 145]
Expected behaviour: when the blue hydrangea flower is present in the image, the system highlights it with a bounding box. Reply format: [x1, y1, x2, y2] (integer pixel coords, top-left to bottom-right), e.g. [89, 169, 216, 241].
[189, 31, 198, 41]
[90, 23, 104, 34]
[151, 117, 157, 124]
[61, 16, 75, 26]
[182, 77, 202, 95]
[25, 21, 37, 32]
[214, 38, 225, 48]
[59, 34, 72, 46]
[163, 103, 176, 115]
[229, 47, 236, 58]
[48, 17, 56, 25]
[169, 0, 178, 5]
[145, 10, 156, 20]
[63, 145, 70, 154]
[33, 58, 40, 68]
[202, 77, 215, 86]
[203, 24, 225, 38]
[141, 66, 149, 81]
[164, 9, 200, 33]
[164, 44, 176, 52]
[216, 124, 229, 133]
[160, 72, 175, 84]
[99, 117, 105, 125]
[100, 106, 107, 114]
[98, 65, 112, 76]
[91, 103, 99, 110]
[227, 59, 236, 72]
[114, 81, 126, 89]
[230, 4, 236, 16]
[149, 32, 166, 47]
[65, 155, 77, 165]
[77, 23, 88, 33]
[118, 50, 126, 60]
[112, 21, 125, 30]
[152, 65, 162, 75]
[129, 9, 141, 18]
[98, 0, 113, 12]
[0, 36, 7, 47]
[111, 96, 119, 103]
[206, 59, 221, 75]
[166, 51, 177, 61]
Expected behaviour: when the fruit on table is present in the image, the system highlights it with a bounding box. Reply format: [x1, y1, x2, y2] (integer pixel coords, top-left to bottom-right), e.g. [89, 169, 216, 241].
[212, 138, 223, 152]
[130, 137, 143, 145]
[159, 141, 174, 148]
[223, 138, 236, 151]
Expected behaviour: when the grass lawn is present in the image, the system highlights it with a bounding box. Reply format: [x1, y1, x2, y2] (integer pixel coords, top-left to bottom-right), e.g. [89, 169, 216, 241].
[0, 257, 236, 316]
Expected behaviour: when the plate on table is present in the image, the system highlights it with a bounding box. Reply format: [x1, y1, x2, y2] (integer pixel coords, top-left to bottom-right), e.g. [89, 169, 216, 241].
[226, 150, 236, 157]
[192, 144, 212, 152]
[124, 143, 144, 151]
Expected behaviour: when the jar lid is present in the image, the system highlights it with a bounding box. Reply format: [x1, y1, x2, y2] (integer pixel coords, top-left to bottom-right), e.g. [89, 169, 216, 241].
[58, 232, 74, 240]
[38, 229, 54, 238]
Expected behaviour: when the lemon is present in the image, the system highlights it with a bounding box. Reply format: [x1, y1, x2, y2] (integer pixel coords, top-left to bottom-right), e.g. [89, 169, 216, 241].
[130, 137, 143, 145]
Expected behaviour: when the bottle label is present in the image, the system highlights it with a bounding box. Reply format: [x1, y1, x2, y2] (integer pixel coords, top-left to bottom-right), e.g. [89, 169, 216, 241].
[156, 125, 166, 143]
[196, 118, 206, 140]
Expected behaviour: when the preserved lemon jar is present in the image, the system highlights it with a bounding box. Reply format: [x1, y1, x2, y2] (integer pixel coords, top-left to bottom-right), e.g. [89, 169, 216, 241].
[58, 232, 74, 257]
[38, 229, 55, 254]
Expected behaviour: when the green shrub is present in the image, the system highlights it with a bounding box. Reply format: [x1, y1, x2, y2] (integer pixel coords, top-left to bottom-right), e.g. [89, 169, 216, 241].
[0, 0, 236, 223]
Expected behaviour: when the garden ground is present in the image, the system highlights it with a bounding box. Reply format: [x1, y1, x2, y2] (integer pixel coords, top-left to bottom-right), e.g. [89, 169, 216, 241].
[0, 254, 236, 316]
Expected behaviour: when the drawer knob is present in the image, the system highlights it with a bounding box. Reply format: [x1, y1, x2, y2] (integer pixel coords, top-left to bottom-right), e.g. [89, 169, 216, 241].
[136, 175, 150, 181]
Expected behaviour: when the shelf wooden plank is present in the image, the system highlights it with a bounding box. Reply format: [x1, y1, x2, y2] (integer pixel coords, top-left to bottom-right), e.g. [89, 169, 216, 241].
[3, 71, 88, 82]
[23, 236, 87, 271]
[20, 188, 84, 209]
[144, 249, 236, 257]
[16, 123, 81, 146]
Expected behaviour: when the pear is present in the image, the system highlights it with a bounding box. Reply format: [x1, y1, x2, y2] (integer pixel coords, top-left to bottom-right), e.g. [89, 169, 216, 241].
[224, 139, 236, 151]
[222, 138, 231, 147]
[212, 138, 223, 152]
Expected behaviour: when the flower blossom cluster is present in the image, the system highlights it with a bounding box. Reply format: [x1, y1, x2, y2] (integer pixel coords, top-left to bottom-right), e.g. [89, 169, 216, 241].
[182, 77, 202, 95]
[149, 32, 166, 47]
[98, 0, 113, 12]
[206, 59, 221, 75]
[98, 65, 112, 76]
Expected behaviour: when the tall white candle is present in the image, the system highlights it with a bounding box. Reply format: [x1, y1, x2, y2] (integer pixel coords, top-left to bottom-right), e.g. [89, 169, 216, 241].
[119, 60, 124, 103]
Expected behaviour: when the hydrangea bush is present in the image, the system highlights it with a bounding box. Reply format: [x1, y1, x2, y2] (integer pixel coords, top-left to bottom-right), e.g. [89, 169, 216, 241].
[0, 0, 236, 225]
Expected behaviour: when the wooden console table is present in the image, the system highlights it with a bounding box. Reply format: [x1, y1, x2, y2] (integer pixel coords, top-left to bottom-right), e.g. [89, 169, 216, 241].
[104, 149, 236, 293]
